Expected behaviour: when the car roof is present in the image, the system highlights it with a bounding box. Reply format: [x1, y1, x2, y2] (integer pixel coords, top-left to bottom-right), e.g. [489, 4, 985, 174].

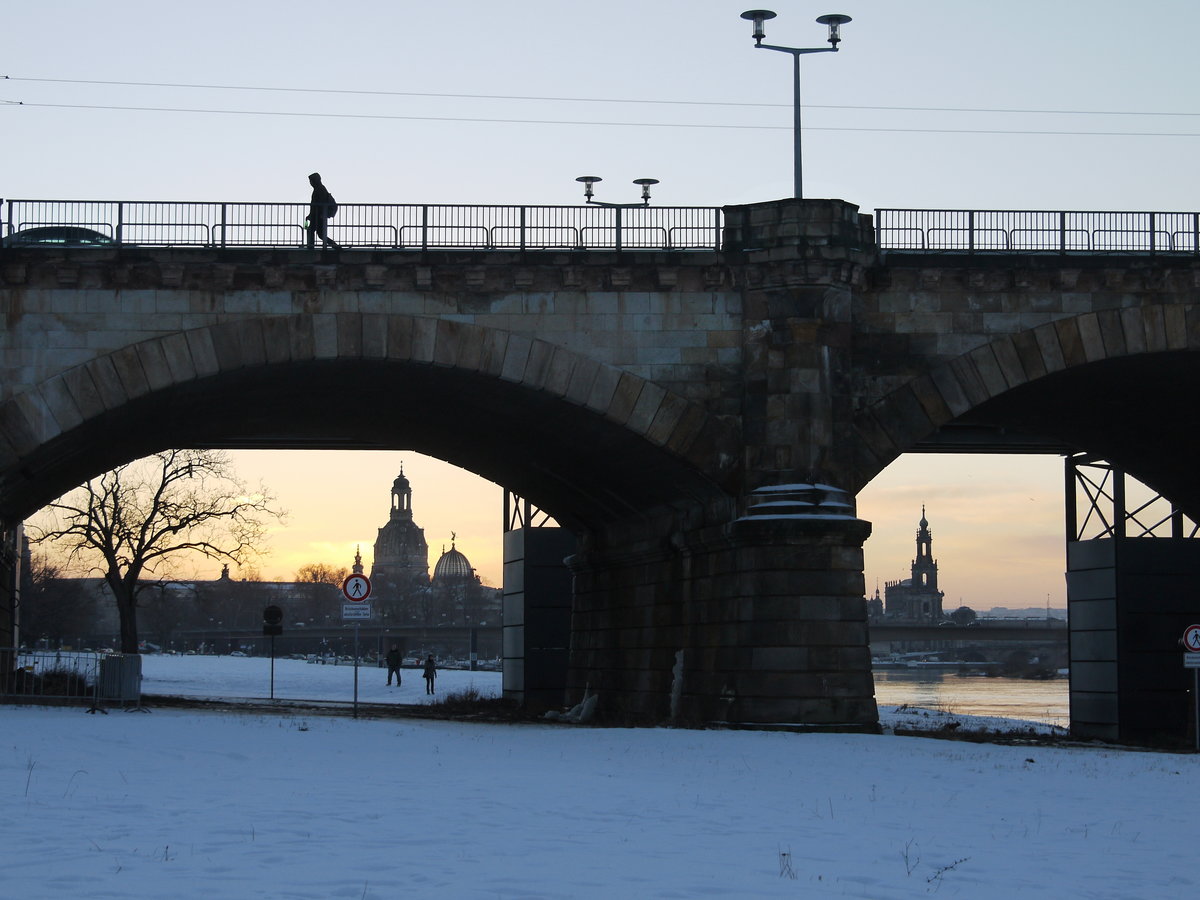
[4, 226, 115, 245]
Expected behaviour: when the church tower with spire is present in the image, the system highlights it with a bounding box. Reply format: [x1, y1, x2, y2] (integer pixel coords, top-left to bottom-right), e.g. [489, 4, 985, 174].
[911, 506, 938, 592]
[884, 506, 946, 621]
[370, 465, 430, 590]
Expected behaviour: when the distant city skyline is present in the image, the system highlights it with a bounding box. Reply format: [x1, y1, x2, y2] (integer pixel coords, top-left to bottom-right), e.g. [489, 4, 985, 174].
[155, 450, 1069, 612]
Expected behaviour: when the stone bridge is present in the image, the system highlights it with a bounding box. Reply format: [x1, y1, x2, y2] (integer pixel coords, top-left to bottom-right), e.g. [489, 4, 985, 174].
[3, 198, 1198, 730]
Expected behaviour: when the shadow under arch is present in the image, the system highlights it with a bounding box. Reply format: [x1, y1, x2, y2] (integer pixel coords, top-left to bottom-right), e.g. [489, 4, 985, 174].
[0, 314, 742, 531]
[850, 304, 1200, 518]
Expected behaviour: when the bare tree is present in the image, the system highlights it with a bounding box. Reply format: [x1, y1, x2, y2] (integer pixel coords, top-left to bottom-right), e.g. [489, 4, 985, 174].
[295, 562, 349, 587]
[30, 449, 284, 654]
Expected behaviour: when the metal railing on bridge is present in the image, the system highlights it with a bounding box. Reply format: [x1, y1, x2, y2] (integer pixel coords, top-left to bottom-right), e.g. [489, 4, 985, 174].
[1, 200, 724, 252]
[876, 208, 1200, 255]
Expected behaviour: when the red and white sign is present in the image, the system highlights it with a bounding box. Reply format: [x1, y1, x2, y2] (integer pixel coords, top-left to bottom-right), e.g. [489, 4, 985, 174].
[1183, 624, 1200, 652]
[342, 574, 372, 602]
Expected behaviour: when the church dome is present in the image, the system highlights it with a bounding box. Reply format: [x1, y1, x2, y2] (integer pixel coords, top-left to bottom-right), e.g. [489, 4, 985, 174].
[433, 541, 474, 582]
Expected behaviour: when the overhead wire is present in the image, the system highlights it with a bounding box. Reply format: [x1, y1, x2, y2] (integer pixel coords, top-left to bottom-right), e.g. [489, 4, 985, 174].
[3, 101, 1199, 138]
[5, 74, 1200, 118]
[3, 75, 1199, 137]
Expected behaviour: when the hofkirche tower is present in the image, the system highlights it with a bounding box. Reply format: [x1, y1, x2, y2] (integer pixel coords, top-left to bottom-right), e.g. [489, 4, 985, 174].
[884, 506, 945, 622]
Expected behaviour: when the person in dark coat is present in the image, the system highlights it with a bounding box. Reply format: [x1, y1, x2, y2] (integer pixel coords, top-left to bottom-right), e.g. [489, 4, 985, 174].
[385, 645, 403, 687]
[422, 655, 437, 695]
[306, 172, 340, 249]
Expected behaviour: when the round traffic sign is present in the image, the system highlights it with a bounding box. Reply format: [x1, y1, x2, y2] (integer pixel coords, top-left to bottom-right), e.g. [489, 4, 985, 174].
[342, 574, 372, 602]
[1184, 624, 1200, 652]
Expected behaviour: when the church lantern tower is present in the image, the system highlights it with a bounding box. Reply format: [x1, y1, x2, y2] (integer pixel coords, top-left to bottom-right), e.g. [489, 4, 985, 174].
[370, 465, 430, 590]
[911, 506, 938, 592]
[883, 506, 946, 621]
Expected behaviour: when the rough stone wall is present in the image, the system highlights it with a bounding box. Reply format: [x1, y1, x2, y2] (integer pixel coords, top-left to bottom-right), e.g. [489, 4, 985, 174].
[851, 255, 1200, 488]
[567, 514, 877, 727]
[0, 251, 746, 418]
[856, 256, 1200, 410]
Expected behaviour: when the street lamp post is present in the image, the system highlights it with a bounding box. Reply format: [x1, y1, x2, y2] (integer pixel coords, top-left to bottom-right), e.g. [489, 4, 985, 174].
[574, 176, 660, 208]
[739, 10, 852, 200]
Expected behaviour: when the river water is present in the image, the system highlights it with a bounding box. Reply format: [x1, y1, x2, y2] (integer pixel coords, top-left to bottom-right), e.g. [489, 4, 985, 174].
[873, 669, 1069, 727]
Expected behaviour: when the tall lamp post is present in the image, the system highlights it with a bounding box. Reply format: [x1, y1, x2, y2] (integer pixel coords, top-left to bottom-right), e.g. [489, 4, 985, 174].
[739, 10, 852, 200]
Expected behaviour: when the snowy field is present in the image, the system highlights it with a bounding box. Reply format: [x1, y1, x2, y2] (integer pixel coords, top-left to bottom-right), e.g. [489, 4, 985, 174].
[140, 653, 502, 707]
[2, 656, 1197, 899]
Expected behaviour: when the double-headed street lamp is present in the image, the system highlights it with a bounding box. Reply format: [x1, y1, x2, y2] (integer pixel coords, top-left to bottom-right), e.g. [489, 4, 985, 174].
[739, 9, 852, 200]
[575, 175, 660, 208]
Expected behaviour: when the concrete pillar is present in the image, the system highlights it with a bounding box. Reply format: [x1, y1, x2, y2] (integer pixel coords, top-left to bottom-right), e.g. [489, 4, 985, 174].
[0, 525, 19, 651]
[502, 527, 577, 712]
[567, 485, 877, 729]
[1067, 537, 1200, 747]
[0, 526, 19, 690]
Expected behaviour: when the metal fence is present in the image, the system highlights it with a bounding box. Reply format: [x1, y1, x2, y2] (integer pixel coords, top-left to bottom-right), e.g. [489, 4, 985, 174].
[0, 648, 142, 709]
[876, 209, 1200, 254]
[1, 200, 724, 252]
[10, 200, 1197, 256]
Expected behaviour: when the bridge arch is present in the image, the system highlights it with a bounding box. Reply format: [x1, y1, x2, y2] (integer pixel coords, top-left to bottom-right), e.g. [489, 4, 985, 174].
[851, 303, 1200, 515]
[0, 313, 741, 529]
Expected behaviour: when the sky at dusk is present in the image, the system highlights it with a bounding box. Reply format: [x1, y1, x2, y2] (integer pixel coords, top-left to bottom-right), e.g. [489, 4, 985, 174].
[7, 1, 1196, 607]
[216, 450, 1067, 612]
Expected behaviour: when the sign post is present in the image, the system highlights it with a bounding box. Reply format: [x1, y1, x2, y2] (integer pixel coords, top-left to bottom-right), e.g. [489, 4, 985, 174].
[262, 605, 284, 700]
[342, 575, 373, 719]
[1183, 624, 1200, 752]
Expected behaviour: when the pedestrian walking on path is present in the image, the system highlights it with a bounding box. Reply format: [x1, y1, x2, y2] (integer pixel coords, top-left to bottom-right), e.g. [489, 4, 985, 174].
[422, 655, 437, 695]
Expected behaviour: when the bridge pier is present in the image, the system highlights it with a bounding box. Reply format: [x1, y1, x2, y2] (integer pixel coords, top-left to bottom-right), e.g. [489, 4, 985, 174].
[566, 486, 877, 729]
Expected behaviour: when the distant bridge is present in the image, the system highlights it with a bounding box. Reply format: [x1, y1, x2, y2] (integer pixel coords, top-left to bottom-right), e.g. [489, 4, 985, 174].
[868, 621, 1067, 643]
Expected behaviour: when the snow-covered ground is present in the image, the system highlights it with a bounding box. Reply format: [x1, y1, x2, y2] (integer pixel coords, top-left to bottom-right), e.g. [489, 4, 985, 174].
[3, 655, 1196, 898]
[140, 652, 499, 707]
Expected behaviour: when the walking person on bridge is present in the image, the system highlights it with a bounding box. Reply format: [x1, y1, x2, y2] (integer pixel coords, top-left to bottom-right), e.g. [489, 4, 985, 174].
[305, 172, 340, 250]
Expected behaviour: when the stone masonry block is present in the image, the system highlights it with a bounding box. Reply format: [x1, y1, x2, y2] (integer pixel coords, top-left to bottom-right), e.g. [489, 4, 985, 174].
[361, 313, 388, 359]
[1119, 308, 1147, 355]
[519, 339, 555, 391]
[475, 329, 509, 377]
[302, 315, 333, 360]
[38, 377, 84, 432]
[81, 356, 129, 411]
[967, 345, 1007, 398]
[500, 333, 534, 384]
[136, 339, 174, 392]
[1033, 322, 1067, 373]
[584, 364, 621, 415]
[109, 345, 151, 398]
[60, 366, 106, 421]
[625, 381, 667, 436]
[1141, 305, 1167, 352]
[1163, 304, 1187, 349]
[1010, 329, 1048, 381]
[159, 331, 199, 383]
[1096, 309, 1127, 358]
[432, 319, 466, 367]
[563, 356, 601, 406]
[335, 313, 364, 359]
[1075, 313, 1106, 363]
[947, 355, 989, 406]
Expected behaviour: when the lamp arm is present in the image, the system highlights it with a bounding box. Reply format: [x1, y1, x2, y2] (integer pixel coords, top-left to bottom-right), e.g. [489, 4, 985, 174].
[755, 43, 839, 56]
